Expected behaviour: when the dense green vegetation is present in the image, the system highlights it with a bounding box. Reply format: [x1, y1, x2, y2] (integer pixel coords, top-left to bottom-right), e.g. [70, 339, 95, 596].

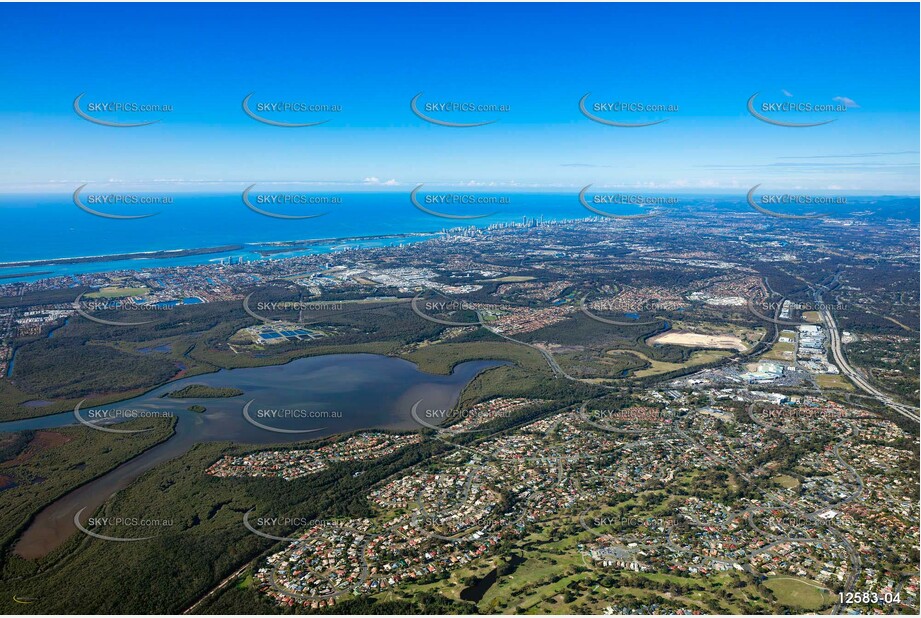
[0, 325, 594, 614]
[0, 211, 915, 614]
[162, 386, 244, 399]
[12, 335, 178, 399]
[0, 287, 90, 309]
[0, 434, 451, 613]
[0, 431, 33, 462]
[2, 298, 541, 420]
[0, 418, 174, 565]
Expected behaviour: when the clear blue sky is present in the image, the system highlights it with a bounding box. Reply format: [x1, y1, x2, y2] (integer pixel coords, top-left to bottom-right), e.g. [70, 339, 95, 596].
[1, 2, 918, 193]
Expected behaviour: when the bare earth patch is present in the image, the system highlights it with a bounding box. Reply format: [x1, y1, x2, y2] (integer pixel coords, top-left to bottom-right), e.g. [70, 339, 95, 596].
[648, 331, 748, 352]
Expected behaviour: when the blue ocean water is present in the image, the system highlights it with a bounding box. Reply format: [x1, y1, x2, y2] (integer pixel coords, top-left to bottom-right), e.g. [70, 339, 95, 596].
[3, 191, 910, 284]
[0, 191, 643, 283]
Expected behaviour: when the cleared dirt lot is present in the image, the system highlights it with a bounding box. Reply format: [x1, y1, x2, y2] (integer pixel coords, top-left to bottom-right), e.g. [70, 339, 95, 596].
[648, 330, 748, 351]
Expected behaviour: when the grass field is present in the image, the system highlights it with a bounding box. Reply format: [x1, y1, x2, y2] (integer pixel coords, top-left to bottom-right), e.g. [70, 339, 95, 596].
[802, 311, 822, 323]
[84, 286, 149, 299]
[765, 576, 833, 610]
[815, 374, 855, 391]
[773, 474, 800, 489]
[760, 341, 794, 360]
[761, 329, 796, 360]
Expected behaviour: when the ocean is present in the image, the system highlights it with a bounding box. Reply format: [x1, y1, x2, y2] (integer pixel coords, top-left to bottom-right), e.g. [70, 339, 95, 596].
[0, 191, 914, 284]
[0, 191, 626, 283]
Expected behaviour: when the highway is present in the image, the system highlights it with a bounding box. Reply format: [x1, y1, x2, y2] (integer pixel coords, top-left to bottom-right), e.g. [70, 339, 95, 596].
[814, 289, 920, 423]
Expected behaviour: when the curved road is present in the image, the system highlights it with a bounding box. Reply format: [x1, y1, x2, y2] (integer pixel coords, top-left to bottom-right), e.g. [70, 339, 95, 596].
[814, 289, 919, 423]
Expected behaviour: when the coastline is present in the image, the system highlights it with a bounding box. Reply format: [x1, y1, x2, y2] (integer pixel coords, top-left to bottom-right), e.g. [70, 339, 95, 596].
[0, 233, 440, 271]
[0, 270, 53, 279]
[256, 231, 440, 247]
[0, 245, 245, 269]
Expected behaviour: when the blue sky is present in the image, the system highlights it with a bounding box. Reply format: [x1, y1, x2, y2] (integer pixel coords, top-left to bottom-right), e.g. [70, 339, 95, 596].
[1, 2, 918, 194]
